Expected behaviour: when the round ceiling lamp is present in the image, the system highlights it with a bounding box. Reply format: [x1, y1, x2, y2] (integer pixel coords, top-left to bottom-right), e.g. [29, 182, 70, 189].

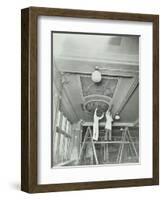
[91, 66, 102, 83]
[115, 113, 120, 120]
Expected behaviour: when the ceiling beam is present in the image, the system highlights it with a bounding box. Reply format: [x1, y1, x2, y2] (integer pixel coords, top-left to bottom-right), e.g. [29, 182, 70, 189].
[114, 76, 139, 116]
[61, 69, 138, 78]
[83, 122, 135, 127]
[55, 54, 139, 66]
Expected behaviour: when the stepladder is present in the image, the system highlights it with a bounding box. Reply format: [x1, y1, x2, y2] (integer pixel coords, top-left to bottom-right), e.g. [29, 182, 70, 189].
[116, 127, 138, 163]
[78, 126, 99, 165]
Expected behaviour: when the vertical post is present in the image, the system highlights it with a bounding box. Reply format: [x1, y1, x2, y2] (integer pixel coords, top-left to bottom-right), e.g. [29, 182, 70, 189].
[104, 144, 109, 163]
[78, 127, 90, 164]
[55, 112, 63, 163]
[89, 127, 99, 165]
[116, 127, 127, 163]
[127, 128, 138, 158]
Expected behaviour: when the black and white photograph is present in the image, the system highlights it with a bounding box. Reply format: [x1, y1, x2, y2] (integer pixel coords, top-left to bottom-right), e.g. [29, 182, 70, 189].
[52, 32, 139, 167]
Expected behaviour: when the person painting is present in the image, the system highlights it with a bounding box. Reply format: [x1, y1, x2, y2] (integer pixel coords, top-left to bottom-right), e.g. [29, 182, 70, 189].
[105, 108, 113, 141]
[93, 108, 104, 141]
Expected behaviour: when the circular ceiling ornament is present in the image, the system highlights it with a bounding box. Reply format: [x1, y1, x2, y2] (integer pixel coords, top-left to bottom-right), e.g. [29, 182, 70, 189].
[83, 95, 110, 114]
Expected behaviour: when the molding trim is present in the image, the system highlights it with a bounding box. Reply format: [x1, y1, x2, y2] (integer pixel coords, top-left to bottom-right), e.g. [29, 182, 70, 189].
[114, 76, 139, 115]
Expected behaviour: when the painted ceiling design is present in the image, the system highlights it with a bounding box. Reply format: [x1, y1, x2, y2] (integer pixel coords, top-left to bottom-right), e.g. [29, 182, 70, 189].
[80, 76, 118, 113]
[52, 33, 139, 124]
[84, 100, 109, 114]
[80, 76, 118, 98]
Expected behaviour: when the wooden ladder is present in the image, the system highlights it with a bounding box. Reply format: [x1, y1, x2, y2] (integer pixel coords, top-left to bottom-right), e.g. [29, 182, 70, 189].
[116, 127, 127, 163]
[78, 126, 99, 165]
[116, 127, 138, 163]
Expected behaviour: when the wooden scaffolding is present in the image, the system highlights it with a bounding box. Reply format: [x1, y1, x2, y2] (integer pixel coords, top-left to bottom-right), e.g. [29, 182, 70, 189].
[78, 126, 138, 165]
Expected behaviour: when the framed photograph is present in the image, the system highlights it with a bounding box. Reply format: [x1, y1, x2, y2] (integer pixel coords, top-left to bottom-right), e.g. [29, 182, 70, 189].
[21, 7, 159, 193]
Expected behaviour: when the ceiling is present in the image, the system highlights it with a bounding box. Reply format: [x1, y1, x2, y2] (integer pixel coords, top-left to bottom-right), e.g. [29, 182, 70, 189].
[52, 32, 139, 125]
